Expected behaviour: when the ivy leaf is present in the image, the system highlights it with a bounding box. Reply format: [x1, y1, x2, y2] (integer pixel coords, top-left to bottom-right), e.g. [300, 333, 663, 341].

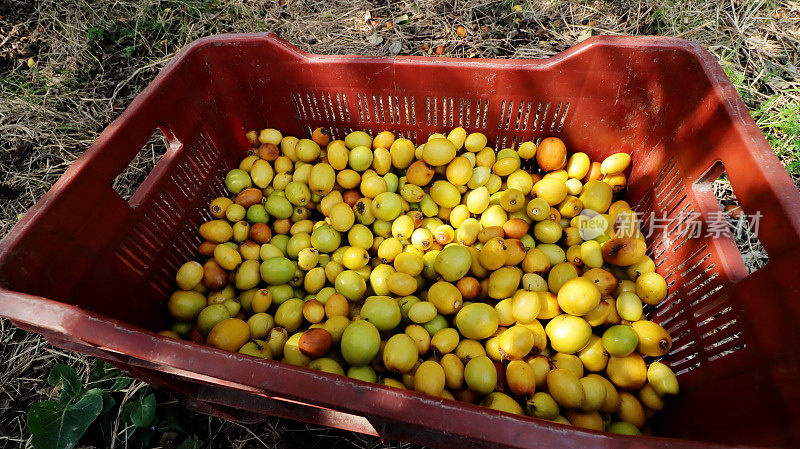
[86, 388, 116, 438]
[47, 364, 82, 404]
[90, 361, 132, 391]
[125, 393, 156, 428]
[85, 388, 116, 417]
[90, 360, 108, 379]
[27, 391, 103, 449]
[110, 375, 132, 391]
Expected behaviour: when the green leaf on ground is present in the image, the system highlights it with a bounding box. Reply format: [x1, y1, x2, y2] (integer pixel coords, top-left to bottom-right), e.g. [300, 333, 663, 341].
[27, 391, 104, 449]
[85, 388, 116, 417]
[47, 364, 82, 404]
[111, 375, 133, 391]
[90, 361, 132, 391]
[125, 393, 156, 428]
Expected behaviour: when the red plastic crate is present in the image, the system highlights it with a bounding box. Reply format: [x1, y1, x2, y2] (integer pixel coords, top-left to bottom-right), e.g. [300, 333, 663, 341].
[2, 33, 800, 448]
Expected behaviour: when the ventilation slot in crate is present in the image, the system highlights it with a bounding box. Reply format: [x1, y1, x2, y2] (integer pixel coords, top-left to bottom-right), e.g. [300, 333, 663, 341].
[645, 158, 693, 251]
[637, 158, 692, 374]
[698, 161, 768, 274]
[293, 91, 352, 124]
[426, 96, 457, 127]
[475, 99, 489, 128]
[441, 97, 454, 127]
[498, 100, 513, 130]
[324, 126, 353, 141]
[112, 129, 171, 204]
[493, 101, 571, 149]
[292, 93, 308, 120]
[456, 98, 470, 127]
[640, 156, 750, 372]
[338, 93, 351, 122]
[284, 92, 411, 128]
[114, 131, 225, 296]
[424, 96, 489, 130]
[495, 135, 517, 150]
[405, 96, 416, 125]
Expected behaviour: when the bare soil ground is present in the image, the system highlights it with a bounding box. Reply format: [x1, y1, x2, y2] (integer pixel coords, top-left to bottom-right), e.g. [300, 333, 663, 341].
[1, 0, 798, 447]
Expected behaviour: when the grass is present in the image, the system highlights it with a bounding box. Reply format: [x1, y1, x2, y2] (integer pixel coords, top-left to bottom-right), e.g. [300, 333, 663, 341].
[752, 93, 800, 177]
[1, 0, 799, 447]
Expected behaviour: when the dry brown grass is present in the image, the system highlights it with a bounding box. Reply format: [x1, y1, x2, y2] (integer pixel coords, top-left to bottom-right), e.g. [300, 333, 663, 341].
[1, 0, 798, 447]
